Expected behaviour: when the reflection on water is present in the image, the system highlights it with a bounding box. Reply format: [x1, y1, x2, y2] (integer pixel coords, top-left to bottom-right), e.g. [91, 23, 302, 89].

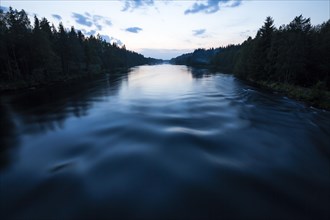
[0, 64, 329, 219]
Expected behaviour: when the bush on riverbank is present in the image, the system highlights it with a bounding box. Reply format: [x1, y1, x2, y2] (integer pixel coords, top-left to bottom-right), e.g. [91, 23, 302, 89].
[253, 80, 330, 110]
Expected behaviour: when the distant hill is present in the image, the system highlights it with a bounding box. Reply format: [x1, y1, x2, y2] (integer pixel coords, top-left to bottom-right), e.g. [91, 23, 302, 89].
[170, 48, 221, 67]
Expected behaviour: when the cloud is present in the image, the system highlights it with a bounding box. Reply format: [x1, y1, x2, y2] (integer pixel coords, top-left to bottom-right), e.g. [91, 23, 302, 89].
[0, 6, 8, 12]
[72, 12, 112, 31]
[101, 35, 111, 43]
[104, 19, 112, 26]
[93, 15, 103, 22]
[184, 0, 242, 14]
[52, 14, 62, 20]
[100, 35, 123, 46]
[92, 15, 112, 31]
[122, 0, 154, 11]
[193, 29, 206, 36]
[81, 29, 97, 36]
[95, 23, 102, 31]
[72, 12, 93, 27]
[125, 27, 143, 33]
[230, 0, 242, 7]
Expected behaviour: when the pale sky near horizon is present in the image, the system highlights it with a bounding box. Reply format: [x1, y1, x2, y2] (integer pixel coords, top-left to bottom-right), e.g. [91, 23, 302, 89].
[1, 0, 329, 59]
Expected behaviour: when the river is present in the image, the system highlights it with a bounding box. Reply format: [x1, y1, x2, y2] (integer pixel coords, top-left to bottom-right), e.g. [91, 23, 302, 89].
[0, 64, 329, 219]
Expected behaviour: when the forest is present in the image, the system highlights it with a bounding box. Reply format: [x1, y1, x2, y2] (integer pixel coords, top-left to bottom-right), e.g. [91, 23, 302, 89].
[171, 15, 330, 108]
[0, 7, 161, 90]
[1, 7, 329, 108]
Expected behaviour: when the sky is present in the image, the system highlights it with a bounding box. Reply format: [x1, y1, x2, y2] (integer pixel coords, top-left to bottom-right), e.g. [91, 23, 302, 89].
[1, 0, 329, 59]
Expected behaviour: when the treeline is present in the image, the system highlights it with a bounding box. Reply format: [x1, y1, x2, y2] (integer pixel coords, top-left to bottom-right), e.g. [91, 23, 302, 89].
[171, 48, 220, 66]
[171, 15, 330, 89]
[0, 7, 161, 85]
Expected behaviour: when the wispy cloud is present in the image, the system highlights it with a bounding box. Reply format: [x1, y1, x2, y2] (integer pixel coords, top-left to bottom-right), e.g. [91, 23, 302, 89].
[185, 0, 242, 15]
[122, 0, 154, 11]
[125, 27, 143, 33]
[104, 20, 112, 26]
[101, 35, 123, 46]
[101, 35, 111, 43]
[0, 6, 8, 12]
[52, 14, 62, 21]
[81, 29, 97, 36]
[72, 12, 112, 31]
[93, 15, 103, 22]
[230, 0, 242, 7]
[193, 29, 206, 36]
[72, 12, 93, 27]
[95, 15, 112, 30]
[93, 15, 103, 30]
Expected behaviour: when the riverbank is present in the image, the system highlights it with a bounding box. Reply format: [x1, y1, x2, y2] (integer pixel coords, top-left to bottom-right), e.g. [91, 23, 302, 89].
[206, 65, 330, 111]
[181, 64, 330, 111]
[0, 68, 130, 93]
[249, 80, 330, 110]
[0, 74, 85, 92]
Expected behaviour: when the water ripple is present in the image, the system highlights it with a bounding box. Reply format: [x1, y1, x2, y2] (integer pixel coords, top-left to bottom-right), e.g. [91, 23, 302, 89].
[1, 65, 329, 220]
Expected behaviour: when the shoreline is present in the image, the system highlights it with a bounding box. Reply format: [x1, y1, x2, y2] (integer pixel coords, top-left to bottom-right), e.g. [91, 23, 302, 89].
[246, 79, 330, 111]
[0, 68, 130, 94]
[1, 65, 329, 111]
[179, 64, 330, 111]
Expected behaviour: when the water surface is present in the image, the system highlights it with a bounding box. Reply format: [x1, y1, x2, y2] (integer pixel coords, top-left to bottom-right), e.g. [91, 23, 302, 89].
[1, 64, 329, 219]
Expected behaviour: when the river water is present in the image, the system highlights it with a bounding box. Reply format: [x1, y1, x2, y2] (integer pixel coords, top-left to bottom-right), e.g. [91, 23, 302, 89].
[0, 64, 329, 219]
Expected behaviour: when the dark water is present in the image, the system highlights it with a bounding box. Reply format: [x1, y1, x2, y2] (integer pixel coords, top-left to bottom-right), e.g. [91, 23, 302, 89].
[0, 64, 329, 220]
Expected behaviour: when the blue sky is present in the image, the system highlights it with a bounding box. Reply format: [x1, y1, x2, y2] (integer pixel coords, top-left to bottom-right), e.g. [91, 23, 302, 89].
[1, 0, 329, 59]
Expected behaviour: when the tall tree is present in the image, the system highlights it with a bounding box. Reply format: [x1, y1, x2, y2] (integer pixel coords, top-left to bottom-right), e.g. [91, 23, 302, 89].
[56, 22, 69, 75]
[68, 26, 84, 73]
[5, 7, 31, 78]
[251, 16, 275, 80]
[275, 15, 311, 85]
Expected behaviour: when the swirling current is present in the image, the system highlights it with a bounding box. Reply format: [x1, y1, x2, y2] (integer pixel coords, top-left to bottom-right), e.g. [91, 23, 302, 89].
[0, 64, 329, 219]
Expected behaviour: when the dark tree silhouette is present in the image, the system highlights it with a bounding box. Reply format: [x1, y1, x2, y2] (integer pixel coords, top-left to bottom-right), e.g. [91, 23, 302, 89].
[172, 15, 330, 90]
[0, 7, 161, 89]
